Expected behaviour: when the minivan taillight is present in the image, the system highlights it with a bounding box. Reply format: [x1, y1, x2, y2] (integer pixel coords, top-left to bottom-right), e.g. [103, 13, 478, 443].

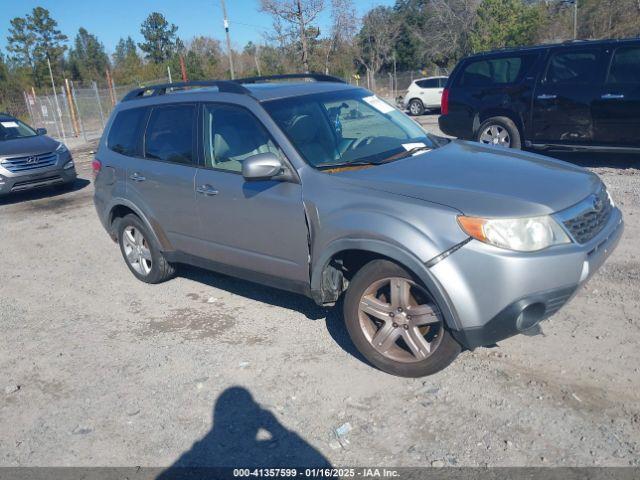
[441, 88, 450, 115]
[91, 159, 102, 179]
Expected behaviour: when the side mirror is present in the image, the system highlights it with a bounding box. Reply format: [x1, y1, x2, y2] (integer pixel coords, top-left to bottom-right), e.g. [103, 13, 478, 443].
[242, 153, 285, 181]
[36, 128, 47, 135]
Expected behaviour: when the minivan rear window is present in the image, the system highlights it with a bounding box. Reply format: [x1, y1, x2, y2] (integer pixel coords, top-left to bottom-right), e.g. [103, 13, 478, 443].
[107, 107, 147, 156]
[458, 55, 535, 87]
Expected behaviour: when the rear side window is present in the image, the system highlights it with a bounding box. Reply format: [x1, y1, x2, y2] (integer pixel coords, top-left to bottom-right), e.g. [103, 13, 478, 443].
[107, 108, 147, 156]
[458, 55, 533, 87]
[144, 104, 195, 165]
[607, 47, 640, 84]
[416, 79, 439, 88]
[546, 50, 601, 84]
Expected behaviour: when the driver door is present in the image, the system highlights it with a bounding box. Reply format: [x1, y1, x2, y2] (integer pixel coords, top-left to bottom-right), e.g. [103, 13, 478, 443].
[192, 103, 310, 288]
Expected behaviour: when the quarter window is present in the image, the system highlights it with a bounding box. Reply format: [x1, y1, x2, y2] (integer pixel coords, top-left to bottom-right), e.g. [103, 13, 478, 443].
[107, 107, 147, 156]
[144, 104, 195, 165]
[607, 47, 640, 84]
[546, 50, 601, 84]
[459, 56, 532, 86]
[203, 104, 280, 173]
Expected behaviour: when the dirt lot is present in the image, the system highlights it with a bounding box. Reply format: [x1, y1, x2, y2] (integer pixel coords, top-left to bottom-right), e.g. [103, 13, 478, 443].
[1, 123, 639, 469]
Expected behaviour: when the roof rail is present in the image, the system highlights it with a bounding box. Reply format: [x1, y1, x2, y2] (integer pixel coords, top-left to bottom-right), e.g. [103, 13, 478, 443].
[121, 80, 251, 102]
[235, 73, 346, 84]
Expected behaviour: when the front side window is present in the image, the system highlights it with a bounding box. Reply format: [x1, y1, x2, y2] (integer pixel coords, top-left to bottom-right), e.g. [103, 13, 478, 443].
[144, 104, 195, 165]
[203, 104, 280, 173]
[546, 50, 601, 85]
[263, 89, 435, 170]
[0, 118, 38, 141]
[459, 55, 533, 87]
[108, 107, 147, 156]
[607, 47, 640, 84]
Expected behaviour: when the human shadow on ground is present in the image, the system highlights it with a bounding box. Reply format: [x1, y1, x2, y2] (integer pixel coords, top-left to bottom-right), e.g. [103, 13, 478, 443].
[156, 386, 331, 479]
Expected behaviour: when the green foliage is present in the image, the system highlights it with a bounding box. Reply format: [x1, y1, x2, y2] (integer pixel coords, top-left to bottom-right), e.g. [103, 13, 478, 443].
[6, 7, 67, 87]
[469, 0, 544, 53]
[138, 12, 181, 64]
[68, 28, 110, 82]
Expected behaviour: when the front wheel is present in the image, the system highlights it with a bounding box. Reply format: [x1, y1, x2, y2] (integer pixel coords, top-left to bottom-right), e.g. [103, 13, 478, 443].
[343, 260, 461, 377]
[476, 116, 521, 149]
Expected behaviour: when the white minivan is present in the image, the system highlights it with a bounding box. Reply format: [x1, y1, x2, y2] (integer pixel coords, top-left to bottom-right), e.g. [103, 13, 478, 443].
[402, 76, 448, 116]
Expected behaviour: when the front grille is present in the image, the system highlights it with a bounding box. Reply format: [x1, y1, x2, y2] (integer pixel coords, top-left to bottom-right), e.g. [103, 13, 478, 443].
[562, 187, 613, 244]
[1, 151, 57, 173]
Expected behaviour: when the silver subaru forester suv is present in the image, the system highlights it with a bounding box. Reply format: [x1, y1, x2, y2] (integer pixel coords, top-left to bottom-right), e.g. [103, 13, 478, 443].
[93, 75, 623, 377]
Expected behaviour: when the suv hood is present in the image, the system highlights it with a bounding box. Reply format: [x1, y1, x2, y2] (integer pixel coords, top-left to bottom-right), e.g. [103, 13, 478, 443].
[334, 140, 601, 217]
[0, 135, 59, 158]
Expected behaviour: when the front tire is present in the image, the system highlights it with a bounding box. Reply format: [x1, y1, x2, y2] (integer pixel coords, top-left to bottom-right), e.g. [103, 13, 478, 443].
[476, 116, 521, 149]
[343, 260, 461, 377]
[117, 214, 175, 284]
[408, 99, 424, 116]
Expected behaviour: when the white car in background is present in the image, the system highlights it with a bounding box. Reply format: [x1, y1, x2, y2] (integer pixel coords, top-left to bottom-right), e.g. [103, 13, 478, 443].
[402, 76, 448, 116]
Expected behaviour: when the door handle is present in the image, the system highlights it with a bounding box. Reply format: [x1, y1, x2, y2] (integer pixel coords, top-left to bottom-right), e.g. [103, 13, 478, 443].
[129, 173, 145, 182]
[537, 94, 557, 100]
[601, 93, 625, 100]
[196, 184, 219, 196]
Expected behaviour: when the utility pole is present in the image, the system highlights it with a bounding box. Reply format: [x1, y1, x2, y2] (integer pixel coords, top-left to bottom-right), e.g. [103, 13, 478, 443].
[47, 56, 66, 143]
[220, 0, 235, 79]
[573, 0, 578, 39]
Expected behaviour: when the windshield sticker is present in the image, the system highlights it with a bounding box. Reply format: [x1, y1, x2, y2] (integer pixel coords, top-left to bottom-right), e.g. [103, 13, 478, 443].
[363, 95, 395, 114]
[1, 121, 19, 128]
[402, 142, 429, 154]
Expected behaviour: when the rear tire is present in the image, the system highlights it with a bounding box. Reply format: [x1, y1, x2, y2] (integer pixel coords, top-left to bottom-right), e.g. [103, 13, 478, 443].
[408, 99, 424, 116]
[343, 259, 461, 377]
[476, 116, 521, 149]
[117, 214, 175, 284]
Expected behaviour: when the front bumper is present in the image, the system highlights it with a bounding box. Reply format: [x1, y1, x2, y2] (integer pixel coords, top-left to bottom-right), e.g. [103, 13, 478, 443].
[431, 207, 624, 349]
[0, 156, 76, 195]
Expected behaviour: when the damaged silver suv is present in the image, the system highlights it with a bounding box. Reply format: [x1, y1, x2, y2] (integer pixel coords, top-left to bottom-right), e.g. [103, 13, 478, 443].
[93, 74, 623, 377]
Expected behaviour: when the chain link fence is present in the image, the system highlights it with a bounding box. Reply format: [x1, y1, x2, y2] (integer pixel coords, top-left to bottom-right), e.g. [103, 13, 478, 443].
[9, 69, 447, 150]
[17, 78, 168, 149]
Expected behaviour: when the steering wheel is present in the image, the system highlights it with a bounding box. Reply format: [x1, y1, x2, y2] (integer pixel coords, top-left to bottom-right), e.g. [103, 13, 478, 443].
[352, 136, 376, 149]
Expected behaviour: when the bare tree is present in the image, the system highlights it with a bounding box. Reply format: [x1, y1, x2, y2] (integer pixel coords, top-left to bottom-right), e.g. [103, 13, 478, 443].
[323, 0, 358, 74]
[355, 6, 399, 89]
[416, 0, 480, 67]
[260, 0, 324, 72]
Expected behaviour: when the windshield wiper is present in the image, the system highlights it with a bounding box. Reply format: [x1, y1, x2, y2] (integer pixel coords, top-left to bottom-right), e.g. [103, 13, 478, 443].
[316, 146, 432, 170]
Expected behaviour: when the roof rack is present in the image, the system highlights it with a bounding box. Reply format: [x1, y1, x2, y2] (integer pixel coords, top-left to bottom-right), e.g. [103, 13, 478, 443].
[122, 80, 251, 102]
[235, 73, 346, 84]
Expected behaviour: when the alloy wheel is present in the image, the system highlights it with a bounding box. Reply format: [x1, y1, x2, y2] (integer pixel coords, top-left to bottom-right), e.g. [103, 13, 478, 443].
[122, 226, 152, 276]
[479, 124, 511, 147]
[358, 277, 443, 363]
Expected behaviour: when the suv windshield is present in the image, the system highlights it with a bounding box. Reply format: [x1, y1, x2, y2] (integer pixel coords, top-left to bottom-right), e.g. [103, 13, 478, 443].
[0, 118, 38, 141]
[262, 89, 436, 169]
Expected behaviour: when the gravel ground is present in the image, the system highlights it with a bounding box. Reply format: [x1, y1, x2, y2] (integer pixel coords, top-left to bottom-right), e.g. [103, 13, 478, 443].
[1, 122, 639, 469]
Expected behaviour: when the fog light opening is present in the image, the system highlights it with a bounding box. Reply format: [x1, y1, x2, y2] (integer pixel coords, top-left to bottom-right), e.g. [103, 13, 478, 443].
[516, 303, 546, 332]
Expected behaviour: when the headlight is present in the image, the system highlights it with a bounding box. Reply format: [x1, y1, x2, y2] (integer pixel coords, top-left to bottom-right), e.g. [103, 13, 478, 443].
[56, 143, 68, 154]
[458, 215, 571, 252]
[63, 160, 75, 170]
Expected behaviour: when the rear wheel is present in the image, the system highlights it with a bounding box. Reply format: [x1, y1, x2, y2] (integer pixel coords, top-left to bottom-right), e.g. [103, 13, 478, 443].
[117, 214, 175, 284]
[343, 260, 461, 377]
[408, 99, 424, 116]
[476, 116, 521, 149]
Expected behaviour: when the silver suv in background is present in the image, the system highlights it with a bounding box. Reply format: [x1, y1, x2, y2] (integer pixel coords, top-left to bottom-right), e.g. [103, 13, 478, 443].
[93, 75, 623, 377]
[0, 113, 76, 195]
